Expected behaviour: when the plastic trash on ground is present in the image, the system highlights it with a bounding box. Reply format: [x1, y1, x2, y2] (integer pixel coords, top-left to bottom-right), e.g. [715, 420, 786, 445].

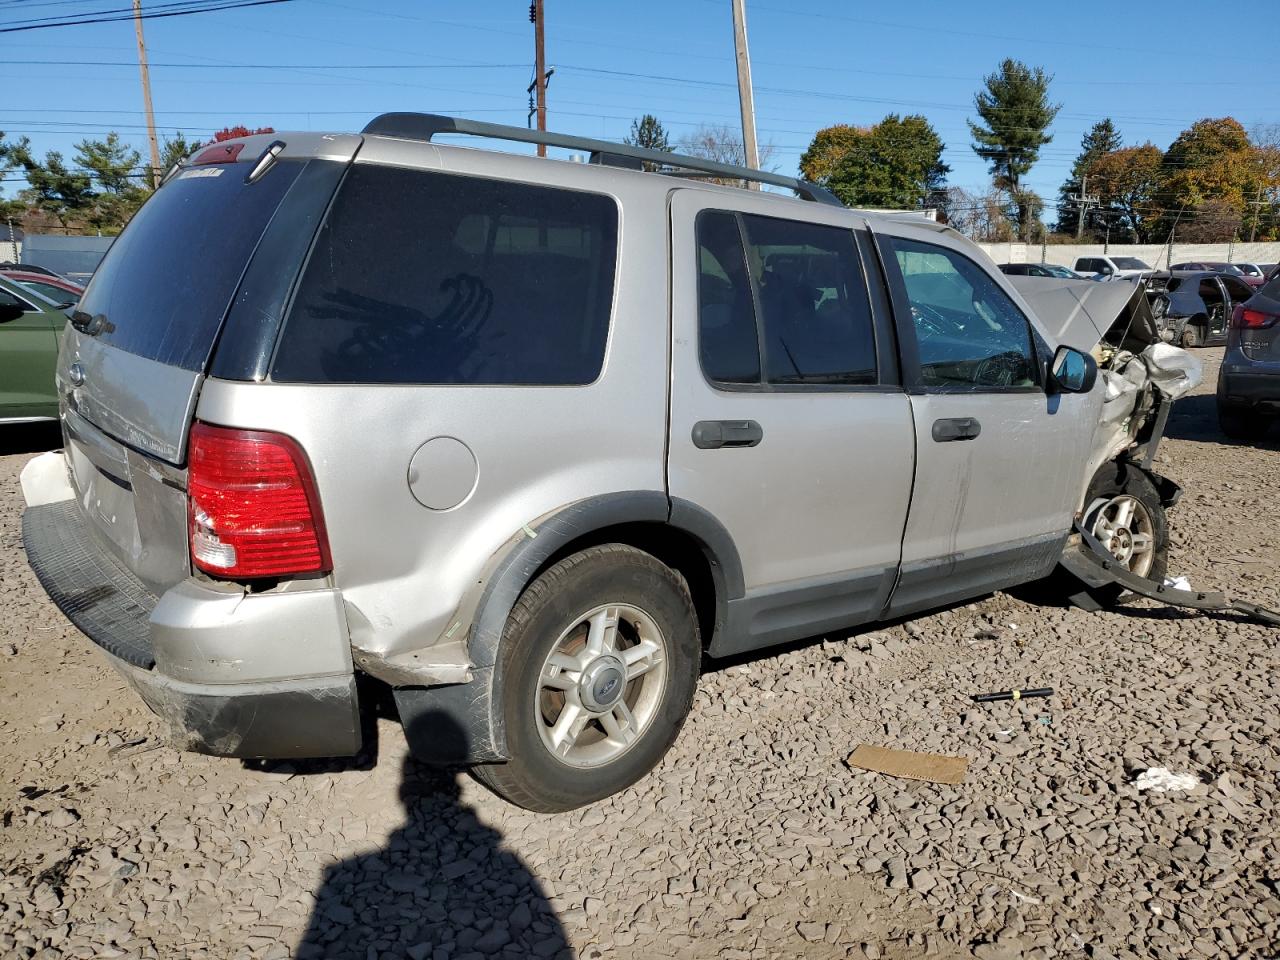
[1134, 767, 1198, 793]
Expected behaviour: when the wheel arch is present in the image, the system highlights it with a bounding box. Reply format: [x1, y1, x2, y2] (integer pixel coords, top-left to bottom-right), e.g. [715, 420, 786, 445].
[397, 492, 744, 764]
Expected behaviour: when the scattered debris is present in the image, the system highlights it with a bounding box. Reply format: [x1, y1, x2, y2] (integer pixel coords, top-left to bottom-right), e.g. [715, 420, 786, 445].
[1163, 575, 1192, 591]
[971, 688, 1053, 703]
[1134, 767, 1198, 793]
[847, 745, 968, 785]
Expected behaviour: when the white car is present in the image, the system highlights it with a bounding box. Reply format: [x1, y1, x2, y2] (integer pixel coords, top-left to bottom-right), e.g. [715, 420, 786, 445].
[1075, 255, 1154, 281]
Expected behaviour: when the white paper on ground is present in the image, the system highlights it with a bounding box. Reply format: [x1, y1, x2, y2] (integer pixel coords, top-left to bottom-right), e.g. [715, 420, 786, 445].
[1134, 767, 1199, 793]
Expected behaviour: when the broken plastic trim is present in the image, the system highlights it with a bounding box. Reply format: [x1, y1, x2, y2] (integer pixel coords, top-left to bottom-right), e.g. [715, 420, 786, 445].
[1061, 520, 1280, 627]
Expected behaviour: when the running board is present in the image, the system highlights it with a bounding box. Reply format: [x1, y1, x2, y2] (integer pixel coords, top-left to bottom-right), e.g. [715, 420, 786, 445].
[1060, 521, 1280, 628]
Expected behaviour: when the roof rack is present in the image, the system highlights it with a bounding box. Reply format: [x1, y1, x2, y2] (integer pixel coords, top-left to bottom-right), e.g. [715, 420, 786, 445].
[361, 112, 842, 206]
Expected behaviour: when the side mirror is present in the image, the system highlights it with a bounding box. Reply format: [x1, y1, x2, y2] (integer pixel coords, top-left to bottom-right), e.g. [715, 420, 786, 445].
[1049, 345, 1097, 394]
[1100, 265, 1114, 275]
[0, 301, 25, 324]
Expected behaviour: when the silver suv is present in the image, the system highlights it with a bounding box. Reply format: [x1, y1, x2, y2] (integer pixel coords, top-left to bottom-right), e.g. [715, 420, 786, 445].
[21, 115, 1182, 811]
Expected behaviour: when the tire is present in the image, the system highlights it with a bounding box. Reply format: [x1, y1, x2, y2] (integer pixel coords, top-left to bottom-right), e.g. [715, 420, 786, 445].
[1179, 321, 1203, 349]
[1217, 403, 1272, 441]
[472, 544, 700, 812]
[1070, 464, 1169, 610]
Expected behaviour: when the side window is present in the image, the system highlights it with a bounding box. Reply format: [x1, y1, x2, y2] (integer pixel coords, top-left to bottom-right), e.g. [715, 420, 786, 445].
[741, 214, 877, 385]
[273, 165, 618, 385]
[0, 288, 36, 312]
[696, 211, 760, 384]
[889, 236, 1037, 389]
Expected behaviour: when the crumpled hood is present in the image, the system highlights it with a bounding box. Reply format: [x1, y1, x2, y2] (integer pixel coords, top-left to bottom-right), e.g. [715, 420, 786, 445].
[1007, 276, 1158, 353]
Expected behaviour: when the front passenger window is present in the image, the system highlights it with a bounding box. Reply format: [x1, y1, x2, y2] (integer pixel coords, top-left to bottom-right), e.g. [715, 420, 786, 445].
[889, 237, 1036, 389]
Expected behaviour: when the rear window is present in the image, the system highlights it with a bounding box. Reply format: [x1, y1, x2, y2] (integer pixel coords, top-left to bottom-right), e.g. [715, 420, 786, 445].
[1112, 257, 1150, 270]
[271, 165, 619, 385]
[74, 160, 304, 371]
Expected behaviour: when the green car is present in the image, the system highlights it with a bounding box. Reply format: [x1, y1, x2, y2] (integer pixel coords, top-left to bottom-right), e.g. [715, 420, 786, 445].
[0, 275, 69, 422]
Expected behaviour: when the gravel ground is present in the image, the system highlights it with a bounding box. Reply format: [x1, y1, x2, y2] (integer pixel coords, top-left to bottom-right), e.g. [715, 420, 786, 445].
[2, 350, 1279, 960]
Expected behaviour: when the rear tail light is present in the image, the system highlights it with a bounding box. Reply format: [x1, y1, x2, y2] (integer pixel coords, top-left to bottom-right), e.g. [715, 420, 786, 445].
[1232, 305, 1279, 329]
[187, 423, 331, 579]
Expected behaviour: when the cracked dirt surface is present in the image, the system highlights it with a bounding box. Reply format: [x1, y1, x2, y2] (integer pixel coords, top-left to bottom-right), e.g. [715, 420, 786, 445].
[1, 349, 1278, 960]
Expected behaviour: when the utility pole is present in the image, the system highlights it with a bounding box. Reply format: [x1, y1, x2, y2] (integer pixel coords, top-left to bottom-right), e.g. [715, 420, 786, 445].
[132, 0, 161, 187]
[1069, 174, 1099, 241]
[530, 0, 547, 157]
[730, 0, 760, 185]
[1247, 184, 1266, 244]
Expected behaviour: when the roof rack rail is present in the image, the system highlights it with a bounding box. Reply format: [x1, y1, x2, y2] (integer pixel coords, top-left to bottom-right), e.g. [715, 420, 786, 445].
[361, 112, 842, 206]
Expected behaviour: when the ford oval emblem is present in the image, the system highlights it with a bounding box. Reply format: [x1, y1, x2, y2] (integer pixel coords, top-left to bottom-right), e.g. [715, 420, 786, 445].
[68, 362, 86, 387]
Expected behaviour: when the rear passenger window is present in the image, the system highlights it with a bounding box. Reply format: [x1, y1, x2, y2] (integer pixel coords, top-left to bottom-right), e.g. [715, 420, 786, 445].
[272, 165, 618, 385]
[695, 210, 877, 387]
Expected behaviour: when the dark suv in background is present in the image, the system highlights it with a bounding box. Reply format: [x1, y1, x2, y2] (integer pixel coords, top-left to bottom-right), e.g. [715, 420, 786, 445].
[1218, 274, 1280, 439]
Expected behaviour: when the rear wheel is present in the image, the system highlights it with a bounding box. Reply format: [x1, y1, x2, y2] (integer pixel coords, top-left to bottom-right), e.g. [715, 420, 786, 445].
[1217, 403, 1272, 440]
[1179, 320, 1204, 349]
[472, 544, 700, 812]
[1070, 466, 1169, 609]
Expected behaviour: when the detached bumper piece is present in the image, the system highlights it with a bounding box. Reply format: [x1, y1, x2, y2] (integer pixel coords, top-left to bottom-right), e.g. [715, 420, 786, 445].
[22, 500, 362, 758]
[1061, 521, 1280, 628]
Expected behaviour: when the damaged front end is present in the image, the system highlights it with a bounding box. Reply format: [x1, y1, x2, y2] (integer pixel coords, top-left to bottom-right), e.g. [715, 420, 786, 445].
[1010, 275, 1203, 503]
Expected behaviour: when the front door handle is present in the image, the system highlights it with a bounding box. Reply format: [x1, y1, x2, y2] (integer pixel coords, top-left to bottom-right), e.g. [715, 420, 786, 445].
[692, 420, 763, 450]
[932, 417, 981, 442]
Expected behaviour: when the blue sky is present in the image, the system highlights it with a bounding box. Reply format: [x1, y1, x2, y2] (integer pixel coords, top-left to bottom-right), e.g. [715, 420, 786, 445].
[4, 0, 1278, 210]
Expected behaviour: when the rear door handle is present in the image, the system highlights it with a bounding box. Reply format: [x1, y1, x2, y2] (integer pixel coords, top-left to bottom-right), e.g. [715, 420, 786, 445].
[692, 420, 763, 450]
[931, 417, 981, 442]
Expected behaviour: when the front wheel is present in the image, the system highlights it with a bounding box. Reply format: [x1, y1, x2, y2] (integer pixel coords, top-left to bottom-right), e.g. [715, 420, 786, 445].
[1072, 466, 1169, 609]
[472, 544, 700, 812]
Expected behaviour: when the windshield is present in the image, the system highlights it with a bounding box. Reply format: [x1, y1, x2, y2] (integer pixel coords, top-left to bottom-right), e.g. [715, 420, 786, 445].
[1112, 257, 1151, 270]
[74, 159, 304, 371]
[1043, 264, 1079, 278]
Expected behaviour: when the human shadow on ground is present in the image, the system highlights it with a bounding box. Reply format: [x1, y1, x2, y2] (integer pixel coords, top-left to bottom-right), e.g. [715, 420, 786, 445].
[296, 710, 571, 960]
[1162, 392, 1279, 446]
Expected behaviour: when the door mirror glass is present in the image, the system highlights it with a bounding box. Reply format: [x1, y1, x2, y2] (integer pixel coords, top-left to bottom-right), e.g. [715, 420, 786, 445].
[1049, 345, 1097, 394]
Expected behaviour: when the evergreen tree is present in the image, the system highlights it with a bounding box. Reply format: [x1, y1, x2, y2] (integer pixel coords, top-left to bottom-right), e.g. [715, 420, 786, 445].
[968, 59, 1060, 241]
[1055, 118, 1121, 236]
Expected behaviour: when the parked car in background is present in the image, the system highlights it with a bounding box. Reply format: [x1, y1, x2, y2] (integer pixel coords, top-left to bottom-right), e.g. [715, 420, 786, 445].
[1146, 270, 1255, 347]
[998, 262, 1086, 279]
[1075, 255, 1153, 280]
[1170, 262, 1265, 289]
[1260, 264, 1278, 280]
[1233, 262, 1267, 283]
[0, 267, 83, 307]
[0, 275, 66, 422]
[1217, 273, 1280, 439]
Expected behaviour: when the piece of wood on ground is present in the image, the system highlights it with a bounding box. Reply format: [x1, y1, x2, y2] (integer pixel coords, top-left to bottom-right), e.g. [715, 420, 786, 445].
[847, 744, 968, 785]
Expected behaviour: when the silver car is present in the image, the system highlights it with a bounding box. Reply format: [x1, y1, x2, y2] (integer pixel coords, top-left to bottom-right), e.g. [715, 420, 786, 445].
[21, 116, 1185, 811]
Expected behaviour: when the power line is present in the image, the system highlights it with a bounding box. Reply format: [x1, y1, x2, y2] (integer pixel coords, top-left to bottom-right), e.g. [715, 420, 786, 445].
[0, 0, 290, 32]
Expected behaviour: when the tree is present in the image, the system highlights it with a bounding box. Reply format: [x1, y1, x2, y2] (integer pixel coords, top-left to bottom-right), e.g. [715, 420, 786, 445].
[0, 137, 95, 230]
[937, 186, 1014, 242]
[623, 115, 673, 171]
[212, 125, 274, 143]
[75, 133, 146, 233]
[799, 124, 863, 185]
[968, 59, 1060, 241]
[1086, 144, 1163, 242]
[1055, 118, 1121, 236]
[677, 124, 777, 185]
[1156, 118, 1259, 240]
[158, 133, 197, 176]
[800, 115, 948, 209]
[1176, 198, 1243, 243]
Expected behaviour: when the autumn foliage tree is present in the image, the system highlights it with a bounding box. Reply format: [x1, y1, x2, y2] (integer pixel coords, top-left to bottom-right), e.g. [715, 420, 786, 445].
[1086, 144, 1163, 242]
[800, 115, 948, 210]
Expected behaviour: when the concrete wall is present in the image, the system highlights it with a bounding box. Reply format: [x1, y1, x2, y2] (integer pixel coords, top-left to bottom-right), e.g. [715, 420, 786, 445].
[974, 241, 1280, 271]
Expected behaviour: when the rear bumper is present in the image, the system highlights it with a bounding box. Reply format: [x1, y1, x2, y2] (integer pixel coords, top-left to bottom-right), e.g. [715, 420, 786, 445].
[1218, 370, 1280, 412]
[22, 497, 361, 759]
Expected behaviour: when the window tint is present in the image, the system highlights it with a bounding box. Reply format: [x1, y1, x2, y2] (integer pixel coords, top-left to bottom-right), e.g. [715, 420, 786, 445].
[696, 211, 759, 384]
[0, 286, 37, 312]
[273, 165, 618, 385]
[17, 280, 77, 305]
[1221, 276, 1253, 301]
[75, 160, 304, 371]
[741, 215, 876, 385]
[890, 237, 1036, 389]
